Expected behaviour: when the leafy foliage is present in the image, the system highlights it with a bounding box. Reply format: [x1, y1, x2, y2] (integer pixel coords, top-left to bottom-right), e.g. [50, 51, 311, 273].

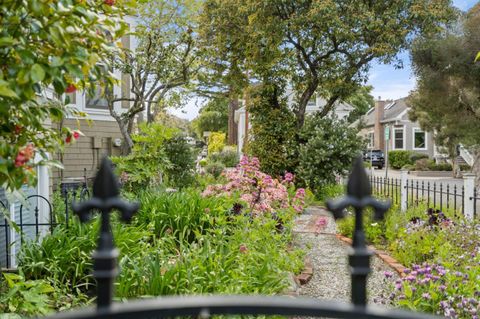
[207, 132, 226, 154]
[112, 123, 174, 191]
[208, 147, 239, 168]
[192, 97, 229, 138]
[0, 0, 131, 190]
[388, 150, 413, 169]
[164, 136, 195, 188]
[107, 0, 199, 153]
[204, 161, 225, 178]
[200, 0, 455, 127]
[296, 115, 363, 196]
[345, 86, 375, 124]
[409, 4, 480, 182]
[248, 82, 297, 176]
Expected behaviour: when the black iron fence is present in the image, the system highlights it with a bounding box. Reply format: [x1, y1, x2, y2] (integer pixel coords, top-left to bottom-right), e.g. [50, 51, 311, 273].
[370, 176, 401, 205]
[369, 175, 471, 216]
[0, 173, 91, 269]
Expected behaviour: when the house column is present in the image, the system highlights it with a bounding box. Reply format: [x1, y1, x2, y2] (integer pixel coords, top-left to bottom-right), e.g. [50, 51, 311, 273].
[374, 98, 385, 150]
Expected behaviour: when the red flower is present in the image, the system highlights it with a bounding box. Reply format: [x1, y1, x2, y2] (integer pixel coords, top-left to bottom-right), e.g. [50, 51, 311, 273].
[65, 84, 76, 93]
[104, 0, 115, 5]
[14, 125, 22, 135]
[65, 135, 72, 143]
[73, 131, 80, 140]
[15, 154, 26, 167]
[239, 244, 248, 253]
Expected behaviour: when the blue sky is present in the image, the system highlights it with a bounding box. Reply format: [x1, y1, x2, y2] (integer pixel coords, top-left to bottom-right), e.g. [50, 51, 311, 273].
[172, 0, 478, 120]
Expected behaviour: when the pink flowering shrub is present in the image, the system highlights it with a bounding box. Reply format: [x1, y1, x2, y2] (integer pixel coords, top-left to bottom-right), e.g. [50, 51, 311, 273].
[202, 156, 306, 214]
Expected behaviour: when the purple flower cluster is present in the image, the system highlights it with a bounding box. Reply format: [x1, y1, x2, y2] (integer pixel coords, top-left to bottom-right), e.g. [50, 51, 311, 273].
[386, 262, 480, 318]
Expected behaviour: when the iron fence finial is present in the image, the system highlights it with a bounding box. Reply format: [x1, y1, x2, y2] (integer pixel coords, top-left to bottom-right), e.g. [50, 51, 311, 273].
[72, 157, 139, 310]
[326, 156, 390, 307]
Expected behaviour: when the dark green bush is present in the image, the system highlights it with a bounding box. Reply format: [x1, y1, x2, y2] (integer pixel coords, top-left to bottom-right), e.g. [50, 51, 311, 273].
[164, 136, 195, 188]
[388, 150, 412, 169]
[297, 115, 364, 195]
[460, 164, 472, 171]
[205, 161, 225, 178]
[428, 162, 453, 171]
[208, 148, 239, 167]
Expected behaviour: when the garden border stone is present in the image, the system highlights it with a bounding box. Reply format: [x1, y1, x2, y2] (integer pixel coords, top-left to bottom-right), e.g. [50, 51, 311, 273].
[335, 234, 406, 277]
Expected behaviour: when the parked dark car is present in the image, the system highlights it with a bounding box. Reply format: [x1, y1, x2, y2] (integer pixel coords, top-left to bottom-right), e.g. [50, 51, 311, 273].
[363, 149, 385, 169]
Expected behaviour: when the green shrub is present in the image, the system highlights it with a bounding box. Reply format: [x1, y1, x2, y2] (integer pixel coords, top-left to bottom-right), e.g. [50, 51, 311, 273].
[0, 271, 89, 316]
[409, 152, 428, 162]
[207, 132, 226, 154]
[164, 136, 195, 188]
[297, 115, 363, 194]
[427, 162, 452, 171]
[205, 161, 225, 178]
[199, 158, 208, 167]
[414, 158, 430, 171]
[388, 150, 412, 169]
[112, 123, 175, 191]
[315, 183, 345, 201]
[460, 163, 471, 171]
[248, 82, 297, 176]
[208, 148, 239, 167]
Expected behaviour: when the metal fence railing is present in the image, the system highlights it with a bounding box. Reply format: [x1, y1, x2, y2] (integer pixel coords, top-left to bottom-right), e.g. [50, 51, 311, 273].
[0, 173, 91, 269]
[369, 175, 470, 216]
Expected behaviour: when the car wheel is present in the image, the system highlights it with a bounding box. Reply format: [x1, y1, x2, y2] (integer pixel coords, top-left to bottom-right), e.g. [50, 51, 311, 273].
[377, 165, 383, 169]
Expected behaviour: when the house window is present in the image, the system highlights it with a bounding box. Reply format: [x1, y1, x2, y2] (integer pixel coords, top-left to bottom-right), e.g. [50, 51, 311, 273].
[413, 128, 427, 149]
[367, 132, 374, 148]
[394, 127, 404, 149]
[86, 85, 109, 110]
[86, 65, 111, 110]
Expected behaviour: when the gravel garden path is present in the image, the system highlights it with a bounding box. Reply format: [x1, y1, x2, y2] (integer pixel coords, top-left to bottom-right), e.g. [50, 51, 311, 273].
[293, 206, 398, 305]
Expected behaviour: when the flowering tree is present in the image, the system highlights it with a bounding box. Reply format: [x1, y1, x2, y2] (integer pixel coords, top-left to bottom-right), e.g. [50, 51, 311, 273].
[202, 156, 305, 214]
[0, 0, 131, 191]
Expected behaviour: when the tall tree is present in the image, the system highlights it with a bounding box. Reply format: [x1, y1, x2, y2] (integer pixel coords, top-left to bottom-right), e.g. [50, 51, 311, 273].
[106, 0, 198, 154]
[409, 4, 480, 184]
[200, 0, 455, 128]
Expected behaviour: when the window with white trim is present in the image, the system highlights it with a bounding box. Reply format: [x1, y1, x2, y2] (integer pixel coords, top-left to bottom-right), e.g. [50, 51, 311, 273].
[394, 127, 404, 149]
[413, 128, 426, 149]
[86, 64, 112, 110]
[367, 132, 374, 148]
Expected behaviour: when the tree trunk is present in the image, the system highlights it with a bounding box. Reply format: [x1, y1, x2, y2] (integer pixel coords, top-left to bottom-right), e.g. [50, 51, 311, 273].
[118, 117, 134, 155]
[227, 97, 239, 145]
[295, 80, 318, 128]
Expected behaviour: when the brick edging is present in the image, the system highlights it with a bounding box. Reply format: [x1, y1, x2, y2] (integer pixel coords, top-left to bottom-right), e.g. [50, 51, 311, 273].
[335, 234, 406, 277]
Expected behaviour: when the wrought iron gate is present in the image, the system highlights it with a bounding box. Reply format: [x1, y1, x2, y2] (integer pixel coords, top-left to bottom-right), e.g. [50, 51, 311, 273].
[46, 157, 442, 319]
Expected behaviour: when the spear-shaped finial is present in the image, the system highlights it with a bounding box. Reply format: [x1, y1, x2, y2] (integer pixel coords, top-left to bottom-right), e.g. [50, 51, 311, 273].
[73, 157, 139, 309]
[326, 156, 390, 306]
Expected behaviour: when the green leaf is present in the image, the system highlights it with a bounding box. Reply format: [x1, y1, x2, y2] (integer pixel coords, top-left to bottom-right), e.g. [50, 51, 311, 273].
[475, 52, 480, 62]
[0, 84, 18, 98]
[0, 37, 14, 47]
[30, 64, 46, 82]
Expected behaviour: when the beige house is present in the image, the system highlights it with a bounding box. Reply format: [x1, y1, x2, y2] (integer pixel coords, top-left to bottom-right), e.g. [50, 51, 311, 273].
[358, 97, 436, 158]
[51, 20, 138, 190]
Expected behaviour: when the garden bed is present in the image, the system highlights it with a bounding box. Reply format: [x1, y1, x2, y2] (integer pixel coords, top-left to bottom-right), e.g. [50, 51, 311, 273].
[336, 201, 480, 318]
[0, 156, 308, 317]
